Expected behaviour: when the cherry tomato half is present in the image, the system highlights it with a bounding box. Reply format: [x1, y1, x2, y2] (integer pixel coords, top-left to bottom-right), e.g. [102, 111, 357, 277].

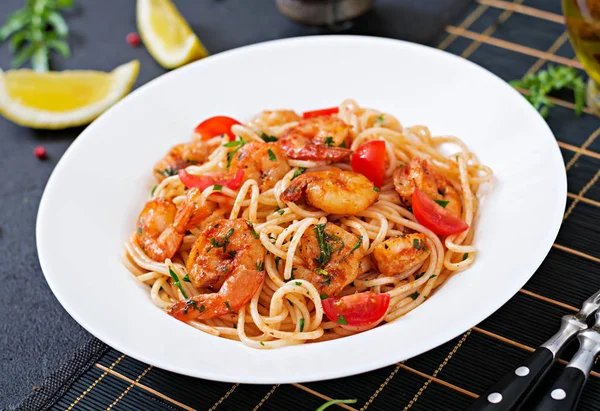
[412, 188, 469, 236]
[193, 116, 241, 141]
[302, 106, 339, 119]
[322, 292, 390, 327]
[178, 169, 245, 191]
[351, 140, 386, 188]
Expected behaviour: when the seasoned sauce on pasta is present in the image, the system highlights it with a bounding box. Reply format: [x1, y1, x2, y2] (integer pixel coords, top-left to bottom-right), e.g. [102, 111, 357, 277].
[123, 99, 493, 348]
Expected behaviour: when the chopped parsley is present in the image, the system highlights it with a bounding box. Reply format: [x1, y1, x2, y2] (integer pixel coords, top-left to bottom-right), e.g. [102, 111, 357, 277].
[291, 167, 306, 180]
[430, 274, 437, 279]
[295, 281, 302, 286]
[320, 294, 328, 300]
[182, 274, 191, 283]
[168, 268, 188, 299]
[315, 268, 329, 277]
[415, 272, 425, 279]
[410, 291, 420, 300]
[274, 256, 281, 269]
[255, 261, 265, 271]
[267, 148, 277, 161]
[213, 184, 223, 191]
[137, 226, 143, 235]
[299, 317, 305, 332]
[324, 136, 334, 146]
[340, 236, 363, 262]
[260, 341, 265, 346]
[434, 199, 449, 208]
[260, 132, 278, 142]
[182, 300, 205, 315]
[207, 228, 235, 253]
[336, 315, 348, 325]
[313, 224, 332, 267]
[246, 221, 259, 239]
[277, 209, 285, 215]
[423, 295, 429, 300]
[339, 141, 347, 148]
[373, 187, 380, 192]
[375, 113, 385, 124]
[157, 168, 177, 177]
[224, 301, 232, 311]
[151, 185, 157, 196]
[412, 238, 427, 251]
[223, 140, 245, 148]
[287, 298, 294, 307]
[462, 253, 469, 261]
[321, 276, 331, 286]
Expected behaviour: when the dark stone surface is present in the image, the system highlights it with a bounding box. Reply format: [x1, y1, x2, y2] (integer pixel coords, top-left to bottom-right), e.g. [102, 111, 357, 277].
[0, 0, 470, 408]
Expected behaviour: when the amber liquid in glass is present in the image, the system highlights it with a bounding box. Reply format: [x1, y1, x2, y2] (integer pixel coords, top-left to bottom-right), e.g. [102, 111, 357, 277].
[563, 0, 600, 113]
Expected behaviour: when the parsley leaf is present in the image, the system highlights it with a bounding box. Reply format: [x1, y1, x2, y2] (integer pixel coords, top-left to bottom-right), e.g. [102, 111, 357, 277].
[182, 274, 191, 283]
[223, 140, 245, 148]
[341, 236, 362, 262]
[277, 209, 285, 215]
[213, 184, 223, 191]
[375, 113, 385, 124]
[255, 261, 265, 271]
[320, 294, 328, 300]
[169, 267, 188, 299]
[246, 221, 259, 239]
[295, 281, 302, 286]
[224, 301, 232, 311]
[313, 224, 332, 267]
[510, 64, 586, 118]
[336, 315, 348, 325]
[324, 136, 335, 146]
[260, 132, 278, 142]
[291, 167, 306, 180]
[267, 148, 277, 161]
[373, 187, 380, 192]
[410, 291, 420, 300]
[434, 199, 449, 208]
[462, 253, 469, 261]
[299, 317, 305, 332]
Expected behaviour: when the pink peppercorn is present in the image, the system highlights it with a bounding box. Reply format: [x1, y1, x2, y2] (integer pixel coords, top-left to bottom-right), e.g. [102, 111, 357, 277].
[34, 146, 47, 160]
[126, 32, 141, 47]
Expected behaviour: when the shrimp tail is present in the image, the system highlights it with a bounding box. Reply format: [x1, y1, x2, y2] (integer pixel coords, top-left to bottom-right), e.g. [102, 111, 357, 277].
[281, 174, 313, 202]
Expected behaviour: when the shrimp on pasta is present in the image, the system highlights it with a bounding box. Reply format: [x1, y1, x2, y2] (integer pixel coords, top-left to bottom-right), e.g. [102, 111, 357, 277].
[123, 99, 493, 348]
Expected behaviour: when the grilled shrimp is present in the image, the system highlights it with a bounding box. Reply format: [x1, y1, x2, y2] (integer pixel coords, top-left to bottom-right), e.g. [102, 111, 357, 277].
[393, 157, 462, 218]
[295, 223, 363, 296]
[136, 188, 210, 262]
[372, 233, 430, 277]
[281, 169, 379, 215]
[279, 116, 352, 161]
[251, 110, 301, 128]
[169, 266, 264, 322]
[229, 142, 291, 190]
[186, 218, 266, 291]
[153, 139, 220, 182]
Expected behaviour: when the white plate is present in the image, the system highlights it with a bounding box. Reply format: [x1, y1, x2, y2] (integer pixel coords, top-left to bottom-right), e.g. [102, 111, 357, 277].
[37, 36, 566, 384]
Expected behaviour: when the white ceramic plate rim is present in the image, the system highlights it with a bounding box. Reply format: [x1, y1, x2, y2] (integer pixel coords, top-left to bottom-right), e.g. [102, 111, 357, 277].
[37, 35, 566, 384]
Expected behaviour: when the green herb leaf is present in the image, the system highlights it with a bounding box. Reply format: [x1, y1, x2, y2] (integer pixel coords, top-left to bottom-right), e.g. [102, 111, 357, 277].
[246, 221, 259, 239]
[260, 341, 265, 346]
[213, 184, 223, 191]
[410, 291, 419, 300]
[324, 136, 334, 146]
[274, 256, 281, 269]
[299, 317, 305, 332]
[321, 276, 331, 286]
[12, 42, 36, 67]
[412, 238, 422, 250]
[339, 141, 347, 148]
[430, 274, 437, 279]
[223, 139, 245, 148]
[277, 209, 285, 215]
[341, 236, 363, 262]
[295, 281, 302, 286]
[313, 224, 332, 267]
[169, 267, 188, 299]
[315, 268, 329, 277]
[336, 315, 348, 325]
[260, 132, 278, 142]
[287, 298, 294, 307]
[462, 253, 468, 261]
[255, 261, 265, 271]
[224, 301, 232, 311]
[373, 187, 380, 192]
[56, 0, 75, 8]
[267, 148, 277, 161]
[151, 185, 157, 196]
[316, 399, 358, 411]
[182, 274, 191, 283]
[291, 167, 306, 180]
[46, 11, 69, 37]
[415, 272, 425, 279]
[0, 9, 31, 41]
[375, 113, 385, 124]
[320, 294, 328, 300]
[434, 199, 449, 208]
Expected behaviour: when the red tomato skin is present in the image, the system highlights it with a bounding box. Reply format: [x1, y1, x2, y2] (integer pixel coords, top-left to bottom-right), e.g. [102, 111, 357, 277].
[322, 292, 390, 327]
[351, 140, 386, 187]
[225, 169, 245, 190]
[412, 188, 469, 236]
[302, 107, 339, 119]
[193, 116, 241, 141]
[178, 169, 216, 190]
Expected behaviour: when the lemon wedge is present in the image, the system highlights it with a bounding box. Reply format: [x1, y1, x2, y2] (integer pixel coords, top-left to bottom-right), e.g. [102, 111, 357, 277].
[137, 0, 209, 69]
[0, 60, 140, 129]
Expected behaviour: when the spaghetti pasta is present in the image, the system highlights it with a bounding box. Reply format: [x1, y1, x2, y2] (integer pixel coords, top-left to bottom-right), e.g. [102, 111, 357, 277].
[123, 99, 493, 348]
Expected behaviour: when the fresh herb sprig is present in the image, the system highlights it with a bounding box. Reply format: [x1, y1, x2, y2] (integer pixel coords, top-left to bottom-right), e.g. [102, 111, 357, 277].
[0, 0, 74, 71]
[510, 64, 585, 118]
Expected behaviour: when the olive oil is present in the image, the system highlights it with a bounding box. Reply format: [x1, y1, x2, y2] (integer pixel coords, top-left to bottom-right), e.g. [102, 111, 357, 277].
[564, 0, 600, 112]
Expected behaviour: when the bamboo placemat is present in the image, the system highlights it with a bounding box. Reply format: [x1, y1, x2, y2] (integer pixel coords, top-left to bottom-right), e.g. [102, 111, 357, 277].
[34, 1, 600, 409]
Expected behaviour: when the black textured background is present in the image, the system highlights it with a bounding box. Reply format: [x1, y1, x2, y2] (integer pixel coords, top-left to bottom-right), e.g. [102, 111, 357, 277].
[0, 0, 473, 409]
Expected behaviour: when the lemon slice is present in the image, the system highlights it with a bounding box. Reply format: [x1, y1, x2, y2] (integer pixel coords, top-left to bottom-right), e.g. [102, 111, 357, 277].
[137, 0, 209, 69]
[0, 60, 140, 129]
